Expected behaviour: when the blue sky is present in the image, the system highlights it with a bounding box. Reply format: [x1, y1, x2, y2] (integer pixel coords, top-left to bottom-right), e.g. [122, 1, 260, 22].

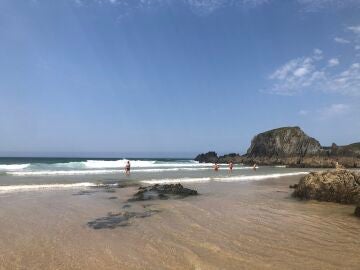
[1, 0, 360, 157]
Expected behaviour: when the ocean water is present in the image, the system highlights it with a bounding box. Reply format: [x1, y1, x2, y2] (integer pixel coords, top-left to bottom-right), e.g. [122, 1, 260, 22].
[0, 157, 310, 193]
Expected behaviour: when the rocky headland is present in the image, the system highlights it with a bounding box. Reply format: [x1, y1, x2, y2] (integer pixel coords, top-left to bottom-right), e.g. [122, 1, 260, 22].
[195, 126, 360, 168]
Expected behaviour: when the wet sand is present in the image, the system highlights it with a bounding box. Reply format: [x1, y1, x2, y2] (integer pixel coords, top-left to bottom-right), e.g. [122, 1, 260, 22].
[0, 176, 359, 270]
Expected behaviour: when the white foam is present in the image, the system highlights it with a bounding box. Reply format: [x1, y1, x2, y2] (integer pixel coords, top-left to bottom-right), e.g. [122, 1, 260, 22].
[7, 169, 120, 176]
[141, 172, 308, 184]
[141, 177, 212, 184]
[7, 165, 258, 176]
[83, 159, 213, 168]
[0, 182, 95, 194]
[0, 164, 30, 171]
[214, 172, 309, 182]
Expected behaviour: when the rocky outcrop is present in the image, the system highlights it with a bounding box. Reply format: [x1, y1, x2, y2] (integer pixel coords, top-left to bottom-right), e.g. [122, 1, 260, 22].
[246, 126, 322, 158]
[324, 143, 360, 157]
[195, 126, 360, 168]
[292, 170, 360, 204]
[194, 152, 219, 163]
[129, 184, 198, 201]
[218, 153, 243, 163]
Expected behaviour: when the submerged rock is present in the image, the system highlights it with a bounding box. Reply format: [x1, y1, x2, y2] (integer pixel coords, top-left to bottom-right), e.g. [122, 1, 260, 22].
[292, 169, 360, 204]
[129, 183, 198, 201]
[355, 206, 360, 217]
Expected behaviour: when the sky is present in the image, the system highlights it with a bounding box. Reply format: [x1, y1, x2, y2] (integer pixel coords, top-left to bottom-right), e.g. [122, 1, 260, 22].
[1, 0, 360, 157]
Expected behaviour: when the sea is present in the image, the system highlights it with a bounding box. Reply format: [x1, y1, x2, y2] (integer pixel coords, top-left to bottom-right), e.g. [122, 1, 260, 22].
[0, 157, 311, 193]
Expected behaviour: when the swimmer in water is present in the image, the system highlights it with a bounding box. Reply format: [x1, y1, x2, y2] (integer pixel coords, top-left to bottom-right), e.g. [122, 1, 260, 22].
[214, 163, 219, 171]
[229, 162, 234, 172]
[125, 161, 131, 176]
[253, 163, 257, 171]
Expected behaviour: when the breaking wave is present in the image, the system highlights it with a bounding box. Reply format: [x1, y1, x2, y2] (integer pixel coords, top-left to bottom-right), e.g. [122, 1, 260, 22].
[0, 164, 30, 171]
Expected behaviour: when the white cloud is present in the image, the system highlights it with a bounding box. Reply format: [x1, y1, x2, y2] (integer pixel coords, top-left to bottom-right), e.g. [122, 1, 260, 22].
[326, 63, 360, 95]
[268, 50, 325, 95]
[297, 0, 360, 12]
[299, 104, 352, 119]
[328, 58, 339, 67]
[268, 25, 360, 96]
[74, 0, 271, 15]
[334, 37, 351, 44]
[298, 110, 309, 116]
[347, 25, 360, 35]
[71, 0, 360, 16]
[319, 104, 351, 118]
[269, 53, 360, 96]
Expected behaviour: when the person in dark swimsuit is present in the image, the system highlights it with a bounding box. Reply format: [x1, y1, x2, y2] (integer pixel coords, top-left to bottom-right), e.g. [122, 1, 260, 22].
[125, 161, 131, 176]
[214, 163, 219, 171]
[229, 162, 234, 172]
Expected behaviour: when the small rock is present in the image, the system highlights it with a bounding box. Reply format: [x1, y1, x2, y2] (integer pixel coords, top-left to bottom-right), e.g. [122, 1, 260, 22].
[355, 206, 360, 217]
[129, 183, 198, 202]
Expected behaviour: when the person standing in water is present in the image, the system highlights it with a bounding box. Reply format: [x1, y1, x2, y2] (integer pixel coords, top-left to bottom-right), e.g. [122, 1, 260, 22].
[125, 161, 131, 176]
[253, 163, 257, 171]
[229, 162, 234, 172]
[214, 163, 219, 171]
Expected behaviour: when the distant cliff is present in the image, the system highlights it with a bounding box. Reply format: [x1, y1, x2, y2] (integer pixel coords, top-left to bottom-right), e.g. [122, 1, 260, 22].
[195, 126, 360, 168]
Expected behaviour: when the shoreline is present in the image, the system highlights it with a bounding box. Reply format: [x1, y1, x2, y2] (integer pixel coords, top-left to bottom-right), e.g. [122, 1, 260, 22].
[0, 176, 359, 269]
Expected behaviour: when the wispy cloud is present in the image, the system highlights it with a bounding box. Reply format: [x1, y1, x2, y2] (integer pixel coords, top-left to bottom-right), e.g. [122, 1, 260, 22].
[298, 110, 309, 116]
[71, 0, 360, 16]
[73, 0, 271, 15]
[328, 58, 339, 67]
[268, 49, 325, 95]
[318, 103, 351, 118]
[268, 25, 360, 96]
[334, 37, 351, 44]
[297, 0, 360, 12]
[326, 63, 360, 95]
[299, 104, 352, 119]
[347, 25, 360, 35]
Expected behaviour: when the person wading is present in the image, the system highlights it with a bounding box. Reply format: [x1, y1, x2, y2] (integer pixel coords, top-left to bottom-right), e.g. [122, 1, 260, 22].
[229, 162, 234, 172]
[125, 161, 131, 176]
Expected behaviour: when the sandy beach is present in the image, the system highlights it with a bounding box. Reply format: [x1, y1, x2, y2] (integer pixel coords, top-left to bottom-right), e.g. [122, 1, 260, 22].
[0, 175, 359, 270]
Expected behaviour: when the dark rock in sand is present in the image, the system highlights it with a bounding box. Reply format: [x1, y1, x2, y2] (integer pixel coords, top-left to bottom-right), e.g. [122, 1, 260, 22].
[87, 210, 160, 229]
[289, 184, 298, 189]
[355, 206, 360, 217]
[129, 183, 198, 201]
[194, 151, 218, 163]
[292, 169, 360, 204]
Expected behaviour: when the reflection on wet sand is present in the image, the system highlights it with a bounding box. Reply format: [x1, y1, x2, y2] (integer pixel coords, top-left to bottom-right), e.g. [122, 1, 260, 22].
[0, 176, 359, 270]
